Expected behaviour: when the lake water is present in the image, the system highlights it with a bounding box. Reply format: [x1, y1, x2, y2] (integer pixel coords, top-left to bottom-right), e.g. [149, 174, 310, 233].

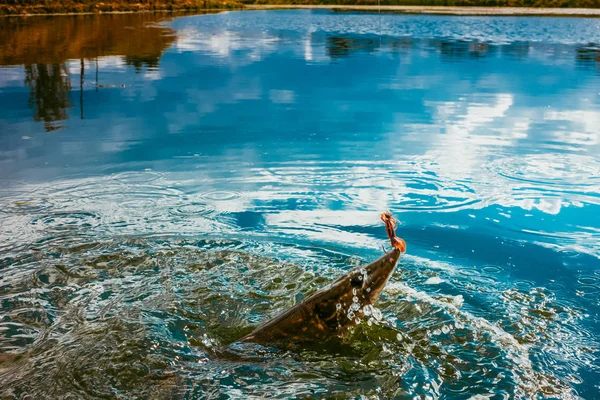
[1, 9, 599, 399]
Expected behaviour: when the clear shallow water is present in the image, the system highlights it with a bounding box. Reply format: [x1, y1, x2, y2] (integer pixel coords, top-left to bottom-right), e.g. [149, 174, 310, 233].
[0, 10, 599, 399]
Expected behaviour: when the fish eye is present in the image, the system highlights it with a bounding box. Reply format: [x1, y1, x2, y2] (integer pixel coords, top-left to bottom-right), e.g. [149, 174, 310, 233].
[350, 275, 363, 288]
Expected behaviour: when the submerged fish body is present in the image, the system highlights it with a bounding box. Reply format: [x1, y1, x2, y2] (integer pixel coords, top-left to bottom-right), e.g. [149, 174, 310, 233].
[239, 248, 402, 346]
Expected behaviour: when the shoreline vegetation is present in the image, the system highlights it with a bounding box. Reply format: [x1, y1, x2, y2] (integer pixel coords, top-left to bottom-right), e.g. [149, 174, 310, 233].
[0, 0, 599, 16]
[248, 4, 600, 14]
[0, 1, 243, 15]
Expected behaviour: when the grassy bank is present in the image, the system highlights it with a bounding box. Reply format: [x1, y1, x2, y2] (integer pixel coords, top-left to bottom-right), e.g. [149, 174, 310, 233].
[0, 0, 243, 15]
[242, 0, 600, 7]
[1, 0, 598, 15]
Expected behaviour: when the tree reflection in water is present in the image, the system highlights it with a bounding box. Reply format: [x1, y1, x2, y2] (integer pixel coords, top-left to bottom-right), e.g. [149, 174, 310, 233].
[24, 63, 72, 131]
[0, 13, 180, 130]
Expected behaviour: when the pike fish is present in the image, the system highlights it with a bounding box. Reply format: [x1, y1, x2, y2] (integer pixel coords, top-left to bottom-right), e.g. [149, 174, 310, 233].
[239, 212, 406, 346]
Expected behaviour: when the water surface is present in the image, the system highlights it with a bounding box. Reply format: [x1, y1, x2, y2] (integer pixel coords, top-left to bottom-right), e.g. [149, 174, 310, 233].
[0, 10, 599, 399]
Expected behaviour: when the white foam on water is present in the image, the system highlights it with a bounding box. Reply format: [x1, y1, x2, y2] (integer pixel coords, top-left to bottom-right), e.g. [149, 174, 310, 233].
[424, 277, 443, 285]
[381, 280, 576, 398]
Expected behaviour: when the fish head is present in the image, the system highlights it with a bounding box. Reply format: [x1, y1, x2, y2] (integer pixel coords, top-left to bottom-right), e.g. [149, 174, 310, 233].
[310, 248, 402, 328]
[358, 248, 402, 303]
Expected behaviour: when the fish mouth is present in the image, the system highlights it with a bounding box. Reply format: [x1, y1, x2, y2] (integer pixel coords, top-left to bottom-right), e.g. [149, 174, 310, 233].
[364, 248, 402, 301]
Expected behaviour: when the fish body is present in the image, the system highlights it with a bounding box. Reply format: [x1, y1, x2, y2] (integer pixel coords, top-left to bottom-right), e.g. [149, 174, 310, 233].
[239, 248, 402, 346]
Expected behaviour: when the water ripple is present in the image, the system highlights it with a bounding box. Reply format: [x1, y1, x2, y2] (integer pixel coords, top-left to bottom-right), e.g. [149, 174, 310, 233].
[2, 237, 594, 398]
[31, 212, 102, 233]
[489, 154, 600, 192]
[200, 190, 241, 201]
[169, 201, 215, 217]
[0, 198, 55, 215]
